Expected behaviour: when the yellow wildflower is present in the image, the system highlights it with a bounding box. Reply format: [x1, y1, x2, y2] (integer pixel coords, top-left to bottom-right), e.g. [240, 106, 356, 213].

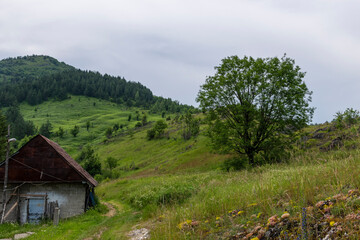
[237, 211, 244, 215]
[177, 222, 185, 229]
[330, 221, 335, 227]
[257, 212, 262, 218]
[186, 219, 192, 225]
[216, 216, 221, 220]
[247, 203, 258, 207]
[251, 237, 259, 240]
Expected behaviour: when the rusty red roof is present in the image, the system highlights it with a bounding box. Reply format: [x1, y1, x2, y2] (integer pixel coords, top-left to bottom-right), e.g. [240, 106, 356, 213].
[39, 135, 98, 187]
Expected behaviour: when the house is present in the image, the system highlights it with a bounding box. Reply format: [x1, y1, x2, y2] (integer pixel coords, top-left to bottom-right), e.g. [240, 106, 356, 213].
[0, 134, 97, 224]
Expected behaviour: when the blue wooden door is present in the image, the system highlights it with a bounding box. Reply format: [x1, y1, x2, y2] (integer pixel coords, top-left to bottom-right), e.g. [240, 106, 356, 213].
[28, 198, 45, 223]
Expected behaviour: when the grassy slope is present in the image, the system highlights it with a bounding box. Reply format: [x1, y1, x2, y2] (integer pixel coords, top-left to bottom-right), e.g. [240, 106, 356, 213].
[97, 128, 360, 239]
[20, 96, 226, 172]
[20, 95, 159, 156]
[96, 123, 360, 239]
[15, 98, 360, 239]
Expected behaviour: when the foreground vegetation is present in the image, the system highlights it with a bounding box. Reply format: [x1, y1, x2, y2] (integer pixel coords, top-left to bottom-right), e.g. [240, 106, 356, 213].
[96, 146, 360, 239]
[3, 144, 360, 239]
[1, 96, 358, 239]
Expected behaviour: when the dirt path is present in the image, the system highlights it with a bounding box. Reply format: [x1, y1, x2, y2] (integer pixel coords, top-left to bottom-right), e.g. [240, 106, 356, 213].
[82, 202, 117, 240]
[102, 202, 116, 217]
[82, 201, 150, 240]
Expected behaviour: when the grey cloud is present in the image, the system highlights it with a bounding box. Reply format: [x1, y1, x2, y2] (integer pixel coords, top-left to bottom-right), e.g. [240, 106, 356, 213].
[1, 0, 360, 123]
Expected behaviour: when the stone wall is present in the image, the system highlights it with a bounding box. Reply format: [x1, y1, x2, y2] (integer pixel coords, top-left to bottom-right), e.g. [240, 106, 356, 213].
[0, 182, 88, 223]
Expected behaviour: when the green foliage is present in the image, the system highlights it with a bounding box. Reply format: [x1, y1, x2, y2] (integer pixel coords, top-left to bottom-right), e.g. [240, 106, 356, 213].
[0, 68, 154, 108]
[222, 156, 248, 171]
[17, 135, 35, 149]
[0, 55, 195, 116]
[182, 111, 200, 140]
[0, 55, 74, 83]
[346, 198, 360, 209]
[105, 127, 113, 138]
[173, 114, 180, 123]
[77, 146, 102, 176]
[39, 120, 53, 138]
[105, 156, 118, 170]
[5, 105, 36, 140]
[70, 125, 80, 137]
[147, 120, 167, 140]
[56, 127, 65, 138]
[142, 114, 147, 126]
[146, 129, 156, 140]
[112, 123, 119, 132]
[333, 108, 360, 129]
[197, 55, 314, 166]
[86, 121, 91, 131]
[125, 178, 198, 209]
[135, 122, 142, 128]
[150, 96, 194, 114]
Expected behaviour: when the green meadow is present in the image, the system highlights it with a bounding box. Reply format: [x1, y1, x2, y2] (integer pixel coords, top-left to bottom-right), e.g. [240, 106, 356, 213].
[20, 95, 162, 156]
[6, 97, 360, 239]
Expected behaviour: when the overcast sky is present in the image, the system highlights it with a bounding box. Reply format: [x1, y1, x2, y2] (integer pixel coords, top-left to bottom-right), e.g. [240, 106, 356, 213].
[1, 0, 360, 123]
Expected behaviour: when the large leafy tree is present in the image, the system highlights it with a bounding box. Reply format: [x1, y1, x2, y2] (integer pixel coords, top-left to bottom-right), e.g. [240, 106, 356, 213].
[197, 55, 314, 166]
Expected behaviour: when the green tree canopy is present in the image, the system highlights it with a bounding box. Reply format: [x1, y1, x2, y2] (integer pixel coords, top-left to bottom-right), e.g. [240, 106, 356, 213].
[77, 146, 101, 176]
[147, 120, 168, 140]
[182, 111, 200, 140]
[197, 55, 314, 166]
[39, 120, 53, 138]
[70, 125, 80, 137]
[105, 157, 118, 170]
[5, 105, 35, 140]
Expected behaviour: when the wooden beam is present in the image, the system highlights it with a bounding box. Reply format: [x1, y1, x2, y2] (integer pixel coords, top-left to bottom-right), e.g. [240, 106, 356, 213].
[17, 189, 20, 223]
[10, 194, 46, 198]
[4, 201, 18, 220]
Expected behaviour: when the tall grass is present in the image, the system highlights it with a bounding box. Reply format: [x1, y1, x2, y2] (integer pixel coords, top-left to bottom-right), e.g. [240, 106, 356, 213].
[97, 148, 360, 239]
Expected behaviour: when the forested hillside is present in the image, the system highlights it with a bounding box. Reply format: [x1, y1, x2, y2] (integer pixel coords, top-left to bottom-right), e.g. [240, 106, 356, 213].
[0, 55, 73, 83]
[0, 55, 193, 113]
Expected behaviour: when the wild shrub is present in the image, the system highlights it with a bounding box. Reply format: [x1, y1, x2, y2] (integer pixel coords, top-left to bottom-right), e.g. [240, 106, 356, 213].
[333, 108, 360, 128]
[147, 120, 167, 140]
[77, 146, 102, 176]
[127, 180, 198, 209]
[105, 127, 113, 138]
[135, 122, 142, 128]
[182, 111, 200, 140]
[70, 125, 80, 137]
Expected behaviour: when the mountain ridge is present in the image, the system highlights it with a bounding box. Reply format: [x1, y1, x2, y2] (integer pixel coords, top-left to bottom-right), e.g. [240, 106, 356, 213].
[0, 55, 194, 113]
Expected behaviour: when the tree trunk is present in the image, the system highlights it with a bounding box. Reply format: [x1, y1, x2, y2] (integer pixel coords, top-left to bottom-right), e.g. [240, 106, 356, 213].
[246, 150, 255, 166]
